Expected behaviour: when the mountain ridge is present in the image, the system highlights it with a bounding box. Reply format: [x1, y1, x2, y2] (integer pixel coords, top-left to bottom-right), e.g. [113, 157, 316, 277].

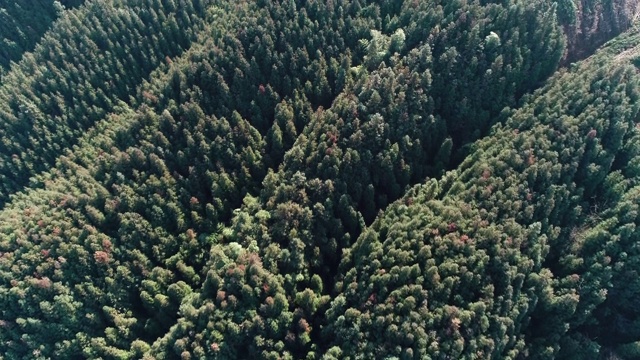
[0, 0, 639, 359]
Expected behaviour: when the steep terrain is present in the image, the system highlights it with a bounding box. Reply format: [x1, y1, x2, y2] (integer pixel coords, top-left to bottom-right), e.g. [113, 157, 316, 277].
[0, 0, 210, 206]
[0, 0, 86, 72]
[559, 0, 639, 63]
[0, 0, 638, 359]
[327, 31, 640, 358]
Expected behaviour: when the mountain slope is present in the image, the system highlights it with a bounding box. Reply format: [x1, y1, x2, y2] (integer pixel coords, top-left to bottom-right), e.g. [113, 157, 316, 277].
[0, 0, 638, 359]
[326, 29, 640, 359]
[0, 0, 210, 207]
[0, 0, 86, 72]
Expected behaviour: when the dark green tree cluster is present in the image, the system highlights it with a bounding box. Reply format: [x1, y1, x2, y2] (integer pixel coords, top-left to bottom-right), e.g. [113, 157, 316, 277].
[148, 1, 568, 357]
[0, 0, 638, 359]
[325, 30, 640, 359]
[214, 2, 565, 349]
[0, 0, 210, 206]
[0, 100, 266, 357]
[0, 0, 85, 72]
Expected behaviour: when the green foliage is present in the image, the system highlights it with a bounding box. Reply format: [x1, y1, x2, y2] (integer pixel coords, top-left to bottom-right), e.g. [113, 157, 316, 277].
[326, 30, 640, 359]
[0, 0, 638, 359]
[0, 0, 86, 70]
[0, 0, 211, 206]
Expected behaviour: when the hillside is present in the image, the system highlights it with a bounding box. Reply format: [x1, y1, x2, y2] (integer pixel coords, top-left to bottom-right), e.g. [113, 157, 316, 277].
[0, 0, 639, 359]
[0, 0, 87, 75]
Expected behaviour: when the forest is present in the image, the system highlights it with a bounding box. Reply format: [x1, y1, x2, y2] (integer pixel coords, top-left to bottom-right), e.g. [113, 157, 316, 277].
[1, 0, 640, 359]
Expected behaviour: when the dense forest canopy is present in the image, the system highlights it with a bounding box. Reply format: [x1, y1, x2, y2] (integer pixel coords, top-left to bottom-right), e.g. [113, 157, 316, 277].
[0, 0, 640, 359]
[0, 0, 86, 72]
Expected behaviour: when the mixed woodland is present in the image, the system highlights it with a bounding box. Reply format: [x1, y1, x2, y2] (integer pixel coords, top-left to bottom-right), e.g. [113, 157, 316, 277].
[1, 0, 640, 359]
